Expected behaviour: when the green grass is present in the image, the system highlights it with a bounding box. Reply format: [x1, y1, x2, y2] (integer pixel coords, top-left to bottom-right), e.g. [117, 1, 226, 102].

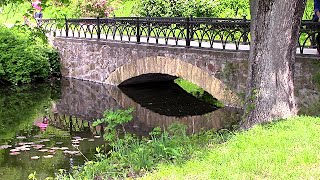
[174, 78, 224, 107]
[141, 116, 320, 180]
[174, 78, 203, 94]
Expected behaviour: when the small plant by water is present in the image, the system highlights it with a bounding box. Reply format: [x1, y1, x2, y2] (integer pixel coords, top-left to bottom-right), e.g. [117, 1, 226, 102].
[92, 108, 134, 141]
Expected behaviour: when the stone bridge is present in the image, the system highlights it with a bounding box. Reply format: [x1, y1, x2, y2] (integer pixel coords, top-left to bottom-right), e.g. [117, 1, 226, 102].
[53, 37, 320, 109]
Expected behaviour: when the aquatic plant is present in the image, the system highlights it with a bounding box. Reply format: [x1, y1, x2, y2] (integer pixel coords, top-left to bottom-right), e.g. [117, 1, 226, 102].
[92, 108, 134, 141]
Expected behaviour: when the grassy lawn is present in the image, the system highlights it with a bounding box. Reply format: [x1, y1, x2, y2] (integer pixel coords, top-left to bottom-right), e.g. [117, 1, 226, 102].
[141, 116, 320, 180]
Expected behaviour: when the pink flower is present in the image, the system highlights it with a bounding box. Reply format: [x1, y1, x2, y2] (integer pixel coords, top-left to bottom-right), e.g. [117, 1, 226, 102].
[32, 0, 42, 11]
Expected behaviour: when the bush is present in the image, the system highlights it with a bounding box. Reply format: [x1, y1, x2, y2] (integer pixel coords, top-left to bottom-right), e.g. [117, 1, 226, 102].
[134, 0, 249, 18]
[135, 0, 313, 19]
[0, 25, 60, 84]
[72, 0, 115, 18]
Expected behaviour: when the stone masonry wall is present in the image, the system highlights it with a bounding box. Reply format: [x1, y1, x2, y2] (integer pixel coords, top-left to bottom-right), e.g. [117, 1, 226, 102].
[53, 37, 320, 110]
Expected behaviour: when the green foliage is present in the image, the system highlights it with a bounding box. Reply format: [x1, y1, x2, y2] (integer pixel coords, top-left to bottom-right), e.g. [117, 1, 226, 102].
[304, 0, 314, 20]
[54, 109, 220, 179]
[134, 0, 313, 19]
[45, 48, 61, 77]
[0, 83, 53, 140]
[0, 25, 60, 84]
[93, 108, 134, 141]
[299, 101, 320, 117]
[134, 0, 249, 18]
[72, 0, 115, 17]
[58, 122, 219, 179]
[113, 0, 135, 17]
[28, 172, 37, 180]
[0, 0, 315, 21]
[142, 116, 320, 179]
[43, 0, 81, 19]
[313, 72, 320, 87]
[174, 78, 224, 108]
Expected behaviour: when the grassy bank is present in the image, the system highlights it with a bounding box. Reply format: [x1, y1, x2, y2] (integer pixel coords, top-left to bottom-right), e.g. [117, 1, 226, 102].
[141, 116, 320, 179]
[52, 116, 320, 180]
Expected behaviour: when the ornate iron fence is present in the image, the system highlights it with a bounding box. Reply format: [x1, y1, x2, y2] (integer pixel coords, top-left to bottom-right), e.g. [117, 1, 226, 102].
[42, 17, 320, 54]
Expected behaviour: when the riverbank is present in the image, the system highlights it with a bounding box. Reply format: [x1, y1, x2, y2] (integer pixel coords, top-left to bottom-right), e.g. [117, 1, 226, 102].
[55, 116, 320, 179]
[141, 116, 320, 179]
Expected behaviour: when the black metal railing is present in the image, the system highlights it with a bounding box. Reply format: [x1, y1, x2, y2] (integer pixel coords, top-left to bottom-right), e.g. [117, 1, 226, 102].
[42, 17, 320, 54]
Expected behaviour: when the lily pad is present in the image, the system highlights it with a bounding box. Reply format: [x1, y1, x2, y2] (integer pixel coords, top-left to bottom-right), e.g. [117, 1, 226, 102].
[38, 149, 48, 152]
[71, 140, 80, 144]
[50, 147, 60, 150]
[48, 150, 56, 154]
[0, 145, 12, 149]
[9, 152, 20, 155]
[16, 136, 26, 139]
[43, 155, 54, 159]
[31, 156, 40, 160]
[10, 149, 20, 152]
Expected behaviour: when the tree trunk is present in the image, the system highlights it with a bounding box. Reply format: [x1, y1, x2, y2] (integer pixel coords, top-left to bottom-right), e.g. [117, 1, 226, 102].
[241, 0, 306, 129]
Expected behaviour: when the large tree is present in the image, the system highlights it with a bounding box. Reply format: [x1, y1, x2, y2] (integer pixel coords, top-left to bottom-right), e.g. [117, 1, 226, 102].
[241, 0, 307, 129]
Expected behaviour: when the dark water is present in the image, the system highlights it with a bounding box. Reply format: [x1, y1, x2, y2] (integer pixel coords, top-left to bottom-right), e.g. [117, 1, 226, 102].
[0, 78, 241, 179]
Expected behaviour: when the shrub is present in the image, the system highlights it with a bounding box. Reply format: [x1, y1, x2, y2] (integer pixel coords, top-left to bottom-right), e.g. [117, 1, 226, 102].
[75, 0, 115, 17]
[134, 0, 249, 18]
[135, 0, 313, 19]
[0, 25, 60, 84]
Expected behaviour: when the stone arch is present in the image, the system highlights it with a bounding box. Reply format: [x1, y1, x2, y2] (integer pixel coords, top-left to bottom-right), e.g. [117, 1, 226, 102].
[105, 56, 242, 107]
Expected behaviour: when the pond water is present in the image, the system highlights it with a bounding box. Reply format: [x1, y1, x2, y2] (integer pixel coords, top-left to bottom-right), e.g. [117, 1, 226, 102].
[0, 78, 241, 179]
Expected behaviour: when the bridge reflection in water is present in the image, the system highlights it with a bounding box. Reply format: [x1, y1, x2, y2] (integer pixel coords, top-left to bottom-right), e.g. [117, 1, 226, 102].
[51, 78, 241, 136]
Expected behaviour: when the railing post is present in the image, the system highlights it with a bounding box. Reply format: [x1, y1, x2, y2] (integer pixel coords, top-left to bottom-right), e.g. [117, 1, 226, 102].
[190, 15, 194, 41]
[147, 13, 151, 38]
[136, 17, 141, 43]
[186, 17, 190, 47]
[311, 33, 317, 47]
[112, 14, 116, 39]
[242, 15, 248, 45]
[97, 17, 101, 39]
[65, 16, 69, 37]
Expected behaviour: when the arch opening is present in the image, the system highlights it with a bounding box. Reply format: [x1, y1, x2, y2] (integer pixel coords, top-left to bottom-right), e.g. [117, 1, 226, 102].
[118, 74, 223, 117]
[105, 56, 241, 107]
[119, 73, 178, 86]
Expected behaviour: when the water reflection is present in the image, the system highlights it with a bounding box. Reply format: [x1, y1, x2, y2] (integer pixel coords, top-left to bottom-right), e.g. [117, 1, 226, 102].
[0, 83, 105, 180]
[56, 78, 242, 135]
[119, 81, 218, 116]
[0, 78, 242, 180]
